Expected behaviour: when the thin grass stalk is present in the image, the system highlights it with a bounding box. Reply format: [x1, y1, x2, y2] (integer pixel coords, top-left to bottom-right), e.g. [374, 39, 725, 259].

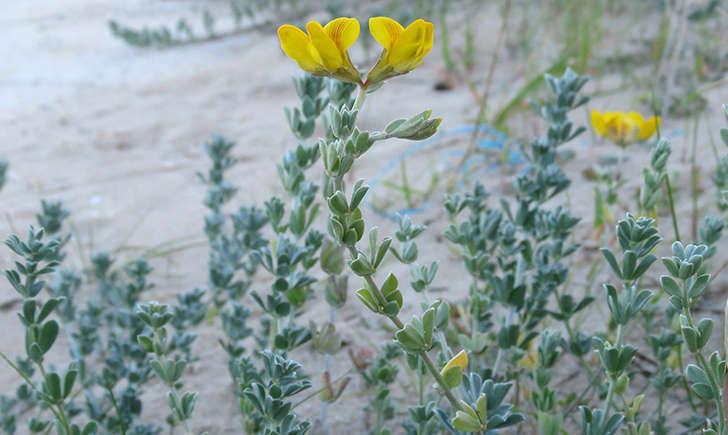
[456, 0, 512, 173]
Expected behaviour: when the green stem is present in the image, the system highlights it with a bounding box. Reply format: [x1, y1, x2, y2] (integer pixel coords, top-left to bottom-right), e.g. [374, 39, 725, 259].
[349, 247, 463, 412]
[677, 342, 699, 412]
[492, 348, 504, 378]
[492, 306, 516, 378]
[696, 350, 726, 435]
[319, 304, 336, 432]
[1, 351, 75, 431]
[664, 174, 681, 242]
[375, 393, 383, 432]
[683, 308, 727, 434]
[0, 350, 39, 393]
[106, 383, 127, 435]
[615, 324, 624, 349]
[603, 324, 623, 416]
[419, 346, 463, 411]
[340, 79, 464, 414]
[269, 315, 279, 348]
[657, 386, 665, 424]
[35, 355, 72, 432]
[418, 369, 425, 435]
[353, 88, 367, 112]
[603, 379, 616, 417]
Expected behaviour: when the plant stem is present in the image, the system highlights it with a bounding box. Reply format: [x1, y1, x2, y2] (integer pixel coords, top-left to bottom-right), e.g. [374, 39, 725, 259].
[33, 355, 72, 432]
[106, 382, 127, 435]
[696, 350, 726, 435]
[492, 348, 504, 379]
[683, 308, 727, 434]
[676, 342, 698, 412]
[456, 0, 512, 173]
[664, 174, 681, 242]
[353, 88, 367, 112]
[348, 247, 463, 412]
[603, 324, 623, 416]
[319, 305, 336, 435]
[419, 345, 463, 411]
[0, 351, 35, 390]
[492, 306, 516, 378]
[342, 80, 464, 414]
[0, 349, 69, 427]
[615, 324, 624, 349]
[418, 368, 425, 435]
[657, 386, 665, 425]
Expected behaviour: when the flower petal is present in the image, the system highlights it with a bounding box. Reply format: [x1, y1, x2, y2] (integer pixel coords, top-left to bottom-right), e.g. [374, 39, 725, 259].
[639, 116, 660, 140]
[420, 20, 434, 57]
[369, 17, 404, 52]
[602, 111, 621, 124]
[390, 19, 432, 71]
[324, 17, 360, 51]
[307, 20, 344, 70]
[591, 110, 607, 136]
[627, 111, 646, 124]
[278, 25, 321, 72]
[441, 350, 468, 374]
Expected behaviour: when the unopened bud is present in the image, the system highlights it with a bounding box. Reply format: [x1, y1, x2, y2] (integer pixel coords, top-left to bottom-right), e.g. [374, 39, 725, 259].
[311, 321, 342, 355]
[384, 110, 442, 141]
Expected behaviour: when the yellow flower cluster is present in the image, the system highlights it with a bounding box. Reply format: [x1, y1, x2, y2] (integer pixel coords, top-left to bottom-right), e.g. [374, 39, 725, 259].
[277, 17, 434, 87]
[591, 110, 660, 147]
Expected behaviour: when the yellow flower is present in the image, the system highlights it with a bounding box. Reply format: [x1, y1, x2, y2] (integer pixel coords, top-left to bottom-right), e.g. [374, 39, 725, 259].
[277, 17, 361, 83]
[518, 343, 537, 370]
[441, 350, 468, 375]
[440, 350, 468, 388]
[591, 110, 660, 147]
[366, 17, 434, 85]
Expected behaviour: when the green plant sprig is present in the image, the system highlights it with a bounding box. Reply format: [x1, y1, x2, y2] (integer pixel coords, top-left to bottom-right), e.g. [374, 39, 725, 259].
[2, 227, 98, 435]
[660, 242, 726, 435]
[136, 302, 197, 434]
[320, 85, 465, 410]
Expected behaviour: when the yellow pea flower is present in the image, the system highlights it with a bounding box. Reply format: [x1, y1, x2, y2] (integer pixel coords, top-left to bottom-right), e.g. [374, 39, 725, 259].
[518, 339, 537, 370]
[366, 17, 434, 86]
[440, 350, 468, 375]
[591, 110, 660, 147]
[440, 350, 468, 388]
[277, 17, 361, 83]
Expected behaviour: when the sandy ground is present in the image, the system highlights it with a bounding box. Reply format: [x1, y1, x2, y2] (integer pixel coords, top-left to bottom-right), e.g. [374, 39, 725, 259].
[2, 0, 728, 434]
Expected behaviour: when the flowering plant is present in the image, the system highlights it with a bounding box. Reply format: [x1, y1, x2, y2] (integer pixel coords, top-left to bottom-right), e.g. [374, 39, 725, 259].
[2, 11, 728, 435]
